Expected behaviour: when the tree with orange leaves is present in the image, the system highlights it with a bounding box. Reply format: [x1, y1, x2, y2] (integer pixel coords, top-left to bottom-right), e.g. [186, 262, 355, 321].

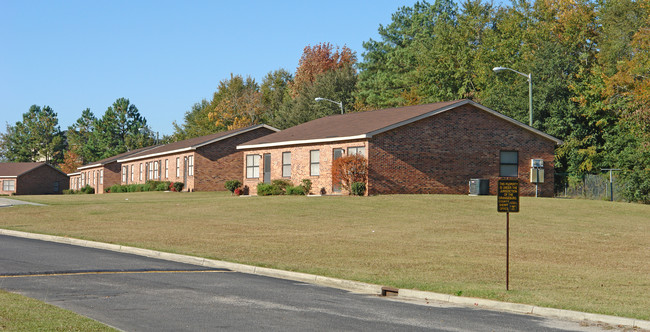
[332, 154, 368, 194]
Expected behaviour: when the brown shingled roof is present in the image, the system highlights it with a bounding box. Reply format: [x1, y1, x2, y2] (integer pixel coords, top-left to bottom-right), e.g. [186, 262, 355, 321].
[0, 162, 62, 177]
[238, 99, 562, 149]
[77, 145, 159, 170]
[116, 124, 278, 163]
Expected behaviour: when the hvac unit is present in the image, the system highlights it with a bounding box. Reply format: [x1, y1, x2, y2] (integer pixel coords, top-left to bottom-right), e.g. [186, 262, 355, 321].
[469, 179, 489, 196]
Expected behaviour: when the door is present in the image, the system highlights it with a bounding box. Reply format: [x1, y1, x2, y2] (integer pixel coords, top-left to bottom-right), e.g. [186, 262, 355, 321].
[263, 154, 271, 184]
[183, 157, 188, 189]
[332, 148, 344, 193]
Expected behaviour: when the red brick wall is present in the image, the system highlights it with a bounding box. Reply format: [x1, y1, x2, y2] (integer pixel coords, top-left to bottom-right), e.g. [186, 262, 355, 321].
[9, 165, 69, 195]
[368, 104, 557, 196]
[119, 153, 194, 191]
[241, 140, 369, 195]
[194, 127, 277, 191]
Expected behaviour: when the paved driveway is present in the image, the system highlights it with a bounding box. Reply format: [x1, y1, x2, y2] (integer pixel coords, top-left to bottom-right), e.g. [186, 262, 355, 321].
[0, 197, 45, 207]
[0, 235, 603, 331]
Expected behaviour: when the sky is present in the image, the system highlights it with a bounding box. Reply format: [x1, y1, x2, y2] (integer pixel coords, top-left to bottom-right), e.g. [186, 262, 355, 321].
[1, 1, 508, 137]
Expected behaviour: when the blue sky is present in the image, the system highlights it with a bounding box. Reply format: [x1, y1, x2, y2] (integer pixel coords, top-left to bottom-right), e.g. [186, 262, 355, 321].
[1, 1, 504, 136]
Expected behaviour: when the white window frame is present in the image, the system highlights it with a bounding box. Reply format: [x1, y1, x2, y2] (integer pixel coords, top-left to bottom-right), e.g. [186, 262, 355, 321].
[347, 146, 365, 156]
[282, 152, 291, 178]
[100, 170, 103, 184]
[188, 156, 194, 176]
[165, 159, 169, 179]
[122, 166, 127, 183]
[3, 180, 15, 191]
[246, 155, 260, 179]
[139, 163, 143, 181]
[176, 157, 180, 177]
[130, 165, 134, 182]
[310, 150, 320, 176]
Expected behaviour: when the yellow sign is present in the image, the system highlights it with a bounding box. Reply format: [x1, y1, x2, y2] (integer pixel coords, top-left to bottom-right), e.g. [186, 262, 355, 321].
[498, 180, 519, 213]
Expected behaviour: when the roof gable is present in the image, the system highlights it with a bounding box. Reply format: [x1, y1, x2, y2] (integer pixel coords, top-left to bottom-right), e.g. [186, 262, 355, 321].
[0, 162, 67, 178]
[117, 124, 279, 163]
[237, 100, 562, 149]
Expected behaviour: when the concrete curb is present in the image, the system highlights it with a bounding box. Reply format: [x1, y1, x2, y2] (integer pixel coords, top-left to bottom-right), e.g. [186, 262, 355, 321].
[1, 228, 647, 330]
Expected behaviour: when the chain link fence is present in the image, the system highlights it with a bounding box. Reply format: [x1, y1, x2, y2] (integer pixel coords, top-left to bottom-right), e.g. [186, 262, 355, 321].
[555, 173, 622, 201]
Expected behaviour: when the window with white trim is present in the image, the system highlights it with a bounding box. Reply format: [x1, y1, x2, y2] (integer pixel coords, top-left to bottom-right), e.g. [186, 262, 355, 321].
[3, 180, 15, 191]
[122, 166, 127, 183]
[139, 163, 143, 181]
[130, 165, 134, 182]
[282, 152, 291, 177]
[100, 170, 103, 184]
[148, 162, 154, 180]
[165, 159, 169, 179]
[500, 151, 519, 177]
[176, 157, 180, 177]
[310, 150, 320, 176]
[154, 161, 159, 179]
[347, 146, 365, 156]
[188, 156, 194, 176]
[81, 172, 85, 186]
[246, 155, 260, 178]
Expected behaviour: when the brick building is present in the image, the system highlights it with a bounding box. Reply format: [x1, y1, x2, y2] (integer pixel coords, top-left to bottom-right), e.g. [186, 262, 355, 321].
[237, 100, 562, 196]
[69, 146, 157, 194]
[0, 162, 69, 195]
[116, 124, 278, 192]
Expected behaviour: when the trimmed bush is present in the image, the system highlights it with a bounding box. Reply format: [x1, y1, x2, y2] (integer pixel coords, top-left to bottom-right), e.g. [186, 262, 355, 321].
[172, 182, 184, 192]
[351, 182, 366, 196]
[286, 185, 305, 195]
[257, 183, 284, 196]
[80, 185, 95, 194]
[301, 179, 312, 194]
[225, 180, 242, 193]
[271, 179, 292, 191]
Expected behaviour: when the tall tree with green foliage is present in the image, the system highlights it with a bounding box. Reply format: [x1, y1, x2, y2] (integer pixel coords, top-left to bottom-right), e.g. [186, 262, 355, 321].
[0, 105, 65, 164]
[91, 98, 153, 160]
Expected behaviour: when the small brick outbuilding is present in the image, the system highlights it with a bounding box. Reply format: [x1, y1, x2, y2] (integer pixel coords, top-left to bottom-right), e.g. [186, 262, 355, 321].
[237, 99, 563, 196]
[116, 124, 278, 192]
[0, 162, 69, 195]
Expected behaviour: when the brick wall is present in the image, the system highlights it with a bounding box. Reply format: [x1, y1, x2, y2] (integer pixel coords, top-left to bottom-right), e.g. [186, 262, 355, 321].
[10, 165, 69, 195]
[241, 140, 369, 195]
[119, 153, 194, 191]
[194, 127, 277, 192]
[368, 104, 557, 196]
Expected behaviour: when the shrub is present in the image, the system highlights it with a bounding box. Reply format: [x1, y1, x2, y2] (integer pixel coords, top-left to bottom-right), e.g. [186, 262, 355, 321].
[351, 182, 366, 196]
[332, 154, 368, 194]
[271, 179, 292, 191]
[257, 182, 284, 196]
[62, 189, 74, 195]
[81, 185, 95, 194]
[155, 182, 169, 191]
[173, 182, 184, 192]
[301, 179, 312, 194]
[225, 180, 242, 193]
[234, 187, 243, 196]
[286, 185, 306, 195]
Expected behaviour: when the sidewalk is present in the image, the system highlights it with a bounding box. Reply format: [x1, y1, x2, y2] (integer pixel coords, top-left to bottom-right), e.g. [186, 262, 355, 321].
[0, 198, 45, 207]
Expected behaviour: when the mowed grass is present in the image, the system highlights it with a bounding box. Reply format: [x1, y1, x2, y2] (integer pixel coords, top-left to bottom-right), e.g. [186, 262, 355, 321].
[2, 192, 648, 320]
[0, 289, 116, 331]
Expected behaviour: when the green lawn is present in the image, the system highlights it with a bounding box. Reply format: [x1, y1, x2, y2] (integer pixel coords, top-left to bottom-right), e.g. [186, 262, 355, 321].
[2, 192, 648, 320]
[0, 289, 116, 331]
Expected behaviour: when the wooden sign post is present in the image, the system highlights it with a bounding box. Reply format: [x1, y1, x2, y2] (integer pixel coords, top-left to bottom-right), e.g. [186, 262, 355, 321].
[498, 179, 519, 290]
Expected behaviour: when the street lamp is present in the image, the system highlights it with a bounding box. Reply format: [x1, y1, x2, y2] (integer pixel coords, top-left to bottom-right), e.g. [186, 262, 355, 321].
[315, 97, 344, 115]
[493, 66, 533, 127]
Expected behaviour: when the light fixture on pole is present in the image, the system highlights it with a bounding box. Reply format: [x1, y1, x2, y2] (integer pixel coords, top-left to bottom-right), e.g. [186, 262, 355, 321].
[315, 97, 344, 114]
[493, 66, 533, 127]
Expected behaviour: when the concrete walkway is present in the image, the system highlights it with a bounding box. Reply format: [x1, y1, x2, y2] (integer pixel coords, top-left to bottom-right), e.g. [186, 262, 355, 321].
[0, 198, 45, 207]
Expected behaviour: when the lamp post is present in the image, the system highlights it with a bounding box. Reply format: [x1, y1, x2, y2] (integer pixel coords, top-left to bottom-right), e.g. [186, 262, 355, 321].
[493, 66, 533, 127]
[315, 97, 344, 114]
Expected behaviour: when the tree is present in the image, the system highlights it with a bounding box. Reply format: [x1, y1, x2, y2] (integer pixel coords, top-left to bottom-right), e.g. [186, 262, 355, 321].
[260, 69, 293, 126]
[91, 98, 153, 160]
[332, 154, 368, 194]
[289, 43, 356, 98]
[207, 74, 265, 131]
[66, 108, 100, 164]
[0, 105, 65, 164]
[172, 99, 216, 140]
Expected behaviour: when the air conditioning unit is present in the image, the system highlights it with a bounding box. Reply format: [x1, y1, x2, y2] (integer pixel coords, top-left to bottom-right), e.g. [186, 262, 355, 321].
[531, 159, 544, 168]
[469, 179, 489, 195]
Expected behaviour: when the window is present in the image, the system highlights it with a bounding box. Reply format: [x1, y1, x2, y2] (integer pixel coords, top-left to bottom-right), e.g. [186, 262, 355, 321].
[500, 151, 519, 177]
[282, 152, 291, 177]
[148, 162, 154, 180]
[139, 163, 143, 181]
[81, 172, 85, 186]
[310, 150, 320, 176]
[92, 171, 95, 185]
[188, 156, 194, 176]
[165, 159, 169, 179]
[130, 165, 134, 182]
[347, 146, 365, 156]
[176, 157, 180, 177]
[246, 155, 260, 178]
[53, 181, 60, 193]
[100, 170, 103, 184]
[3, 180, 15, 191]
[154, 161, 159, 179]
[122, 166, 128, 183]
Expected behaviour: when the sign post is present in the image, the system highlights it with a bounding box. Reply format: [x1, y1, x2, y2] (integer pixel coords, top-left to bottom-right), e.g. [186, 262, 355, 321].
[498, 179, 519, 290]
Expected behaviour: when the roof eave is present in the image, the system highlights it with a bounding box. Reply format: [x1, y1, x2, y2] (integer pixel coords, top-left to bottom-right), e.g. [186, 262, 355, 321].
[237, 134, 369, 150]
[117, 147, 195, 163]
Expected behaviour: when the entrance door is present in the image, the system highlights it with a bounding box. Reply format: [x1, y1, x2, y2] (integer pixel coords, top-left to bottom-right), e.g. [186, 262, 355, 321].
[183, 157, 188, 189]
[263, 154, 271, 184]
[332, 148, 344, 193]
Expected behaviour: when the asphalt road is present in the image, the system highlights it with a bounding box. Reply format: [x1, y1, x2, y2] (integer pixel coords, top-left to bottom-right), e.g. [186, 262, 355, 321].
[0, 234, 604, 331]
